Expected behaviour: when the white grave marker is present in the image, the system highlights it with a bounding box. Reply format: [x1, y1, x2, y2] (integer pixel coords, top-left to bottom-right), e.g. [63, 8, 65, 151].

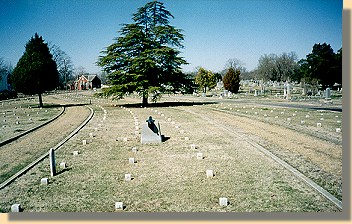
[336, 128, 341, 133]
[11, 204, 21, 212]
[206, 170, 214, 178]
[197, 153, 203, 160]
[115, 202, 124, 210]
[190, 144, 197, 150]
[41, 178, 48, 185]
[82, 140, 87, 145]
[219, 197, 228, 206]
[125, 174, 132, 181]
[317, 123, 322, 127]
[60, 162, 66, 168]
[129, 158, 135, 164]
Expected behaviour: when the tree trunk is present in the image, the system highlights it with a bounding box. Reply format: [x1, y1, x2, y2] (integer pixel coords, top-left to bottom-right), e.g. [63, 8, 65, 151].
[142, 93, 148, 107]
[38, 92, 43, 108]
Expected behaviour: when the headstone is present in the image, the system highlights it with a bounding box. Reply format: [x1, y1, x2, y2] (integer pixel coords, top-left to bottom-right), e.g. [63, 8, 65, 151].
[206, 170, 214, 178]
[320, 118, 324, 121]
[125, 174, 132, 181]
[123, 137, 128, 142]
[115, 202, 124, 210]
[305, 115, 310, 118]
[89, 132, 95, 137]
[132, 147, 137, 153]
[73, 151, 79, 156]
[317, 123, 322, 127]
[11, 204, 21, 212]
[336, 128, 341, 132]
[41, 178, 49, 185]
[82, 140, 87, 145]
[219, 197, 228, 207]
[49, 148, 56, 177]
[141, 116, 162, 144]
[325, 87, 331, 99]
[301, 120, 305, 124]
[287, 118, 291, 122]
[60, 162, 66, 168]
[129, 158, 135, 164]
[190, 144, 197, 150]
[197, 153, 203, 160]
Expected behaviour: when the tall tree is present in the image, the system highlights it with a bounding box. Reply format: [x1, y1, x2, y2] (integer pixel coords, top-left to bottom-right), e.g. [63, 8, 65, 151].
[223, 67, 240, 94]
[194, 67, 216, 94]
[298, 43, 341, 87]
[11, 33, 59, 107]
[97, 1, 187, 106]
[50, 44, 74, 89]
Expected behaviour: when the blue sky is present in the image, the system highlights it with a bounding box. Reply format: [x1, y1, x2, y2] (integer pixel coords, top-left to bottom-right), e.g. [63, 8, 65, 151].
[0, 0, 343, 74]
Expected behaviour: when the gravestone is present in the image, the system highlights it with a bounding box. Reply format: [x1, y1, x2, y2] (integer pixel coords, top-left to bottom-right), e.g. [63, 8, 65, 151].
[141, 116, 162, 144]
[197, 153, 204, 160]
[115, 202, 123, 210]
[82, 140, 87, 145]
[206, 170, 214, 178]
[219, 197, 228, 207]
[132, 147, 137, 153]
[190, 144, 197, 150]
[336, 128, 341, 132]
[129, 158, 135, 164]
[125, 174, 132, 181]
[317, 123, 322, 127]
[49, 148, 56, 177]
[325, 87, 331, 99]
[41, 178, 49, 185]
[11, 204, 21, 212]
[60, 162, 66, 168]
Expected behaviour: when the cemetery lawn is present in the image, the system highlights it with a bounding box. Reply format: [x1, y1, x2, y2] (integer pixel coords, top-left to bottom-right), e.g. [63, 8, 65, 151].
[0, 92, 342, 212]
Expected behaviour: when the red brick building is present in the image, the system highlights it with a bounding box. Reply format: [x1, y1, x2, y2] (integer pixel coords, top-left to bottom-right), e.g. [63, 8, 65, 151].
[76, 75, 101, 90]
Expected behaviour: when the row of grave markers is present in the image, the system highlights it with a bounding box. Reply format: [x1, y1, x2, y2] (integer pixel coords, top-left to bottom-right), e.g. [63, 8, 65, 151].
[10, 103, 106, 212]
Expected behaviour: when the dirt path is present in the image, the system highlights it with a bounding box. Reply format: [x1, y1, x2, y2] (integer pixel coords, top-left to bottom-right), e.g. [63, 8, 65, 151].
[0, 96, 90, 183]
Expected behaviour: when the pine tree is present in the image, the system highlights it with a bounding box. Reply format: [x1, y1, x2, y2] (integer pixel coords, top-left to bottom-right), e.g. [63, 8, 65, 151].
[97, 1, 187, 106]
[11, 33, 59, 107]
[223, 68, 240, 94]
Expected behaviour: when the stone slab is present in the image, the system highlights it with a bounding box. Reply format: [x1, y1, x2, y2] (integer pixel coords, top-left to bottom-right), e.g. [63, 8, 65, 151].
[141, 121, 162, 144]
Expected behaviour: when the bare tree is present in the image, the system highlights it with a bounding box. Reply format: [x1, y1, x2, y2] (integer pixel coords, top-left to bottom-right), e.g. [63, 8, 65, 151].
[50, 44, 74, 89]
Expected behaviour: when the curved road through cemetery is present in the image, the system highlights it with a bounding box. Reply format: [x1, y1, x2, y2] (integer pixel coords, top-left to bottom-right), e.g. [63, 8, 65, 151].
[0, 96, 91, 186]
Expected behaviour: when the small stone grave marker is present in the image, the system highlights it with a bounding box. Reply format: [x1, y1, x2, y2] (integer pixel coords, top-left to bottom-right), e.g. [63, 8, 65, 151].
[129, 158, 135, 164]
[60, 162, 66, 168]
[125, 174, 132, 181]
[287, 118, 291, 122]
[320, 118, 324, 121]
[219, 197, 228, 207]
[11, 204, 21, 212]
[132, 147, 137, 153]
[317, 123, 322, 127]
[41, 178, 49, 185]
[306, 115, 310, 118]
[206, 170, 214, 178]
[115, 202, 124, 210]
[89, 132, 95, 137]
[197, 153, 203, 160]
[141, 116, 162, 144]
[301, 120, 305, 124]
[336, 128, 341, 132]
[190, 144, 197, 150]
[82, 140, 87, 145]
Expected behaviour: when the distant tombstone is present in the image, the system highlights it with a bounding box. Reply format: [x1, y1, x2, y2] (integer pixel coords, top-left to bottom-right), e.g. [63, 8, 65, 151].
[72, 151, 79, 156]
[60, 162, 66, 168]
[129, 158, 135, 164]
[125, 174, 132, 181]
[49, 148, 56, 177]
[336, 128, 341, 132]
[190, 144, 197, 150]
[115, 202, 124, 210]
[41, 178, 49, 185]
[254, 90, 258, 96]
[286, 84, 291, 99]
[325, 88, 331, 99]
[82, 140, 87, 145]
[301, 120, 305, 124]
[305, 114, 310, 118]
[132, 147, 137, 153]
[206, 170, 214, 178]
[11, 204, 21, 212]
[219, 197, 228, 207]
[197, 153, 203, 160]
[141, 116, 162, 144]
[89, 132, 95, 137]
[317, 123, 322, 127]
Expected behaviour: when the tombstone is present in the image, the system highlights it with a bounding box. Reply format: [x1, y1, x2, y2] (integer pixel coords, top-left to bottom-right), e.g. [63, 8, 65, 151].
[305, 114, 310, 118]
[286, 83, 291, 99]
[317, 123, 322, 127]
[132, 147, 137, 153]
[129, 158, 135, 164]
[11, 204, 21, 212]
[141, 116, 162, 144]
[301, 120, 305, 124]
[49, 148, 56, 177]
[197, 153, 204, 160]
[60, 162, 66, 168]
[115, 202, 124, 210]
[219, 197, 228, 207]
[206, 170, 214, 178]
[320, 118, 324, 121]
[125, 174, 132, 181]
[287, 118, 291, 122]
[336, 128, 341, 133]
[254, 90, 258, 96]
[41, 178, 49, 185]
[190, 144, 197, 150]
[325, 87, 331, 99]
[89, 132, 95, 138]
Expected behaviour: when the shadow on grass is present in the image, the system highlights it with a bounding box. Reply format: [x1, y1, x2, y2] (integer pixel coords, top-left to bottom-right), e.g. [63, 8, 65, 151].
[38, 103, 91, 109]
[161, 135, 170, 142]
[56, 167, 73, 176]
[117, 101, 218, 108]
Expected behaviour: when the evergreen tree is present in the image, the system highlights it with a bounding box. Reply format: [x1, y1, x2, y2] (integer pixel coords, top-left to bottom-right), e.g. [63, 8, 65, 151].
[223, 67, 240, 94]
[97, 1, 187, 106]
[11, 33, 59, 107]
